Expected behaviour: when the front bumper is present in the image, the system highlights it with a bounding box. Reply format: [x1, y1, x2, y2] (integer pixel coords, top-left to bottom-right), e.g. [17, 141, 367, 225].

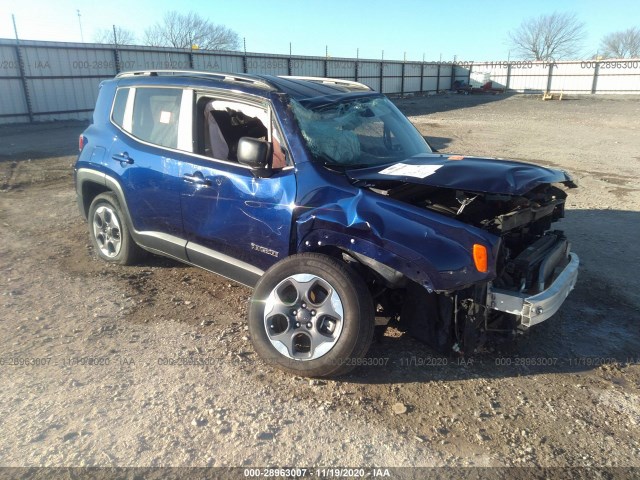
[486, 253, 579, 328]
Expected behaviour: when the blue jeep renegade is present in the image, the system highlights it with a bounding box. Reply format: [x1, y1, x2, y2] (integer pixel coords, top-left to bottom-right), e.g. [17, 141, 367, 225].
[75, 71, 579, 377]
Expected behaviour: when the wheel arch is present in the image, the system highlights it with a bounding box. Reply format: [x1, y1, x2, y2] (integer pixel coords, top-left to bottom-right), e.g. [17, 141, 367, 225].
[296, 228, 437, 292]
[76, 168, 135, 230]
[79, 180, 110, 219]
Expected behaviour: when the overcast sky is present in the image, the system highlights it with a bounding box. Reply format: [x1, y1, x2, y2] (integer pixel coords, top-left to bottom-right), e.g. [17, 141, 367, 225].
[1, 0, 639, 61]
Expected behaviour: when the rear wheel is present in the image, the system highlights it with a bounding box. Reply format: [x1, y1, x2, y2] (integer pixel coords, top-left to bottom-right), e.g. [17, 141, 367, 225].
[88, 192, 144, 265]
[248, 253, 375, 377]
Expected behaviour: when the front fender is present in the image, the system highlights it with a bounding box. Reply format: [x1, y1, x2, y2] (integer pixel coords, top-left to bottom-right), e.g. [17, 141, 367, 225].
[295, 189, 500, 292]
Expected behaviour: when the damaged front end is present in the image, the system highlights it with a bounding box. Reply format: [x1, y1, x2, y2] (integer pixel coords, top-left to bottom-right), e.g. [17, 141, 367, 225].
[351, 173, 579, 354]
[289, 94, 578, 355]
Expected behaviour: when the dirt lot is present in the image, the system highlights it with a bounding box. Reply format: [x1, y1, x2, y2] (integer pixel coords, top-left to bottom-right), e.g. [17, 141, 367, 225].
[1, 94, 639, 473]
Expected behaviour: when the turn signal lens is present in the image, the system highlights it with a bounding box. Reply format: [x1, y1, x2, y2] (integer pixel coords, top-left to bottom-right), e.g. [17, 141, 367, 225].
[78, 135, 86, 152]
[473, 244, 488, 273]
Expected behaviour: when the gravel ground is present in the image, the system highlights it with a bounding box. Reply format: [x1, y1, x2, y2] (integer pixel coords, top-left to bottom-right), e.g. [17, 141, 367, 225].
[0, 94, 639, 473]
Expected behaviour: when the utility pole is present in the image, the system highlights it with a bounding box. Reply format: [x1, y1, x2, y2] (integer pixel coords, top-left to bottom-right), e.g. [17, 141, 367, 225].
[12, 14, 19, 42]
[12, 14, 34, 122]
[77, 10, 84, 42]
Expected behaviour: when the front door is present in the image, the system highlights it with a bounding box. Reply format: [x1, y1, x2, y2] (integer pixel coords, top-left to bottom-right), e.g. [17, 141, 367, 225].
[180, 95, 296, 285]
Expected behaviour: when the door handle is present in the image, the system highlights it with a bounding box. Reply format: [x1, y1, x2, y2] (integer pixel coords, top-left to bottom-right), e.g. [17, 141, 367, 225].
[112, 152, 134, 164]
[183, 173, 211, 187]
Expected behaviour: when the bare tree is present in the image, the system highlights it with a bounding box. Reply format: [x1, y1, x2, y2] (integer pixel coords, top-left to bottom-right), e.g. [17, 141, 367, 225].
[143, 11, 240, 50]
[600, 27, 640, 58]
[94, 26, 137, 45]
[508, 12, 586, 60]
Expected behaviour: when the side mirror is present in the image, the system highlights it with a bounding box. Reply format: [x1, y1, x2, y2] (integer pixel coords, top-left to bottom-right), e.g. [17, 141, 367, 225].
[237, 137, 272, 177]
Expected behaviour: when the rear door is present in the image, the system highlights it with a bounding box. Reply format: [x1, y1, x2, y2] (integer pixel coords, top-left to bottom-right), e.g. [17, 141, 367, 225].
[109, 85, 193, 260]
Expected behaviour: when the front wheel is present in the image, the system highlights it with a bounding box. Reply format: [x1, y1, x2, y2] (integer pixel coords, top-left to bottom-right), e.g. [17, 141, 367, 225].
[248, 253, 375, 377]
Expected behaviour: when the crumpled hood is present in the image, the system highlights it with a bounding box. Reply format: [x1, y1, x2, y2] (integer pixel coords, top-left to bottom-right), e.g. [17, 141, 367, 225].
[346, 153, 575, 195]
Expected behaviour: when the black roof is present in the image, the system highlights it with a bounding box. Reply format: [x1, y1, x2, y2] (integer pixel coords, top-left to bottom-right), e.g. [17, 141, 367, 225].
[256, 75, 359, 99]
[115, 71, 378, 105]
[257, 75, 381, 108]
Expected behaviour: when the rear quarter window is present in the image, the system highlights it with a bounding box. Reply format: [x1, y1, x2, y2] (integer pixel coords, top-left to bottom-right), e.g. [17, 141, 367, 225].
[111, 88, 129, 128]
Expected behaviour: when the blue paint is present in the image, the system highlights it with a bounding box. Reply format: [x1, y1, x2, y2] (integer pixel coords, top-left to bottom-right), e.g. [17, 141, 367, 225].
[75, 73, 574, 293]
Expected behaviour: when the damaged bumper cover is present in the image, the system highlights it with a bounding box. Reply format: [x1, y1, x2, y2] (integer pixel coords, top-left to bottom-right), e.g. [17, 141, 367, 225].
[486, 253, 579, 327]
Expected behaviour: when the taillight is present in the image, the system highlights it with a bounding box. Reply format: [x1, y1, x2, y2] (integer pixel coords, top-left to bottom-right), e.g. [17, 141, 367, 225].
[79, 135, 86, 152]
[473, 244, 488, 273]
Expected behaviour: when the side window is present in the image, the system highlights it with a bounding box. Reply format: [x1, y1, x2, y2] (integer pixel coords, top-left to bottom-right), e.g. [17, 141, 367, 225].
[197, 97, 269, 162]
[131, 88, 183, 149]
[112, 87, 192, 152]
[111, 88, 130, 129]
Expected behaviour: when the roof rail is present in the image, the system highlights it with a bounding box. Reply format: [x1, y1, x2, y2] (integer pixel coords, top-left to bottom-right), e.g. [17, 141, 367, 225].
[115, 70, 275, 90]
[279, 76, 372, 91]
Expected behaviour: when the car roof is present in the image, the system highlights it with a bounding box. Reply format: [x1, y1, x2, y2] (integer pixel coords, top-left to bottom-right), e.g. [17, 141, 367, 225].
[114, 70, 375, 103]
[255, 75, 371, 99]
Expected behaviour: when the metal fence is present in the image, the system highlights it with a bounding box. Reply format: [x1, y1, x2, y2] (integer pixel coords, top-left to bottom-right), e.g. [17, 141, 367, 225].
[1, 38, 640, 124]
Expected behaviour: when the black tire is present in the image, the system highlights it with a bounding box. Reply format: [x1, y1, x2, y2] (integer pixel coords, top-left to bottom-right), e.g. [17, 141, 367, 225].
[248, 253, 375, 377]
[88, 192, 144, 265]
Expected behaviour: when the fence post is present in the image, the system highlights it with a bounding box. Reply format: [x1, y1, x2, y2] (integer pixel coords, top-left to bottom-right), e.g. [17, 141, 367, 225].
[379, 61, 384, 93]
[400, 62, 405, 97]
[324, 58, 328, 77]
[591, 62, 600, 94]
[287, 57, 292, 76]
[242, 53, 248, 74]
[188, 50, 194, 70]
[436, 63, 441, 92]
[14, 43, 33, 123]
[467, 63, 472, 85]
[113, 47, 121, 74]
[355, 60, 359, 82]
[450, 64, 456, 90]
[545, 62, 555, 93]
[506, 63, 511, 91]
[419, 62, 424, 94]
